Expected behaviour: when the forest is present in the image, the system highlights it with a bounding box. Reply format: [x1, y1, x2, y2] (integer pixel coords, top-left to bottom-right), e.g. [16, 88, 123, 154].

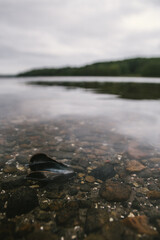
[18, 58, 160, 77]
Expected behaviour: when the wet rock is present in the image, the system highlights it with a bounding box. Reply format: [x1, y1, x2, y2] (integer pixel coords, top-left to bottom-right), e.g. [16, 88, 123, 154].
[79, 159, 89, 168]
[35, 210, 51, 222]
[90, 163, 116, 181]
[15, 154, 27, 164]
[99, 181, 131, 202]
[6, 187, 39, 218]
[146, 211, 160, 225]
[1, 177, 27, 190]
[125, 160, 146, 172]
[131, 198, 141, 210]
[78, 200, 92, 208]
[3, 164, 17, 173]
[69, 187, 79, 196]
[85, 175, 95, 183]
[149, 158, 160, 163]
[46, 191, 65, 199]
[94, 149, 106, 156]
[44, 182, 61, 191]
[80, 184, 90, 192]
[122, 215, 158, 236]
[56, 208, 79, 226]
[85, 208, 109, 234]
[49, 200, 64, 211]
[39, 199, 50, 210]
[102, 221, 125, 240]
[71, 165, 84, 172]
[0, 193, 9, 212]
[78, 173, 85, 178]
[65, 200, 80, 210]
[147, 191, 160, 200]
[55, 151, 74, 159]
[127, 142, 148, 159]
[137, 168, 153, 178]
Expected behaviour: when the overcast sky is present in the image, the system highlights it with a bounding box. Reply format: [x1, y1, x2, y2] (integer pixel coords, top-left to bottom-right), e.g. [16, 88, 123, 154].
[0, 0, 160, 74]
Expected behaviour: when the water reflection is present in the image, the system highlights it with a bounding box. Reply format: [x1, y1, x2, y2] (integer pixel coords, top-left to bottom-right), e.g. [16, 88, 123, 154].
[29, 80, 160, 100]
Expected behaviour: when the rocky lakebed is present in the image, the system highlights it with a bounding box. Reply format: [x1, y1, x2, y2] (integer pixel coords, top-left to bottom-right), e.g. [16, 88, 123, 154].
[0, 117, 160, 240]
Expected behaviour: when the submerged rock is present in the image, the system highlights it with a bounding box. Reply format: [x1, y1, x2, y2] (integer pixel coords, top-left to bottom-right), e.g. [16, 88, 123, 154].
[122, 215, 158, 235]
[99, 181, 131, 202]
[85, 175, 95, 183]
[125, 160, 146, 172]
[85, 208, 109, 234]
[147, 191, 160, 200]
[90, 163, 116, 181]
[3, 164, 17, 174]
[127, 141, 149, 159]
[6, 187, 39, 218]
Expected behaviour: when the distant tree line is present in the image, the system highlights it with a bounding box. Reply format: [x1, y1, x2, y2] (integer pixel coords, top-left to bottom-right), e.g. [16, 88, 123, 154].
[18, 58, 160, 77]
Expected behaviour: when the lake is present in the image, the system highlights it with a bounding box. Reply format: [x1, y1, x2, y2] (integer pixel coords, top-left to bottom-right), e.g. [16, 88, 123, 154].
[0, 76, 160, 239]
[1, 76, 160, 148]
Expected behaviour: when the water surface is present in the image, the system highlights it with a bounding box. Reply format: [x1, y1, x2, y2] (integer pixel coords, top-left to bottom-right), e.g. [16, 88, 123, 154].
[0, 76, 160, 149]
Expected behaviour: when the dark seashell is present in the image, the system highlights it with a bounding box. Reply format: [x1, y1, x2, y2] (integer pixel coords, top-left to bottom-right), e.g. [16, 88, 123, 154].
[26, 171, 74, 182]
[29, 153, 73, 173]
[26, 153, 74, 181]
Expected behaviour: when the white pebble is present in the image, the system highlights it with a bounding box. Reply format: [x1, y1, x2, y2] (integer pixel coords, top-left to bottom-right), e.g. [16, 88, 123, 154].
[71, 235, 76, 239]
[128, 212, 135, 218]
[109, 217, 114, 222]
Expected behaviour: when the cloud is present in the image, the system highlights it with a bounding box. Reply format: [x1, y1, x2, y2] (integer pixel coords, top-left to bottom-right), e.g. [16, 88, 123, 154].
[0, 0, 160, 74]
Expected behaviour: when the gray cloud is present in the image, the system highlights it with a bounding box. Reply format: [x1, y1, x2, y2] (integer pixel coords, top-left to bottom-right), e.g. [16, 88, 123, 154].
[0, 0, 160, 74]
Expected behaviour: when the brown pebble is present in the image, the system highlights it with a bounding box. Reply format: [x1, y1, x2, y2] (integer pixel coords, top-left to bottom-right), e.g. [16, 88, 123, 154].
[85, 175, 95, 183]
[29, 185, 40, 189]
[147, 191, 160, 199]
[127, 142, 148, 159]
[97, 179, 103, 184]
[122, 215, 158, 235]
[3, 165, 17, 174]
[78, 173, 85, 178]
[150, 158, 160, 163]
[99, 181, 131, 202]
[126, 160, 146, 172]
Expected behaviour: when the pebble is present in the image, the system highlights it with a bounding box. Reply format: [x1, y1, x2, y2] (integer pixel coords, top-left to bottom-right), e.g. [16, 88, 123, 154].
[122, 215, 158, 235]
[126, 160, 146, 172]
[3, 165, 17, 174]
[90, 164, 116, 181]
[99, 181, 131, 202]
[150, 158, 160, 163]
[127, 142, 149, 159]
[6, 187, 39, 218]
[85, 208, 109, 234]
[147, 191, 160, 200]
[85, 175, 95, 183]
[78, 173, 85, 178]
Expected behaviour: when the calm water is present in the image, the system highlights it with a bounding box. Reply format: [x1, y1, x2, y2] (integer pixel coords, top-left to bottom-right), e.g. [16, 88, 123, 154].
[0, 76, 160, 149]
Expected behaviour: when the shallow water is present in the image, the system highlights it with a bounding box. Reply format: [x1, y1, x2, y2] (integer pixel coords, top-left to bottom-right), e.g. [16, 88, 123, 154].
[1, 77, 160, 239]
[0, 76, 160, 148]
